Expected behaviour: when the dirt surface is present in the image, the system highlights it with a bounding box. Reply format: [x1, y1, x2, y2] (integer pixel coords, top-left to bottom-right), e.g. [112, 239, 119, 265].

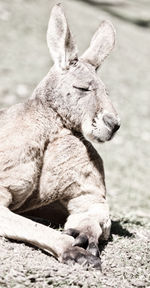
[0, 0, 150, 287]
[0, 216, 150, 287]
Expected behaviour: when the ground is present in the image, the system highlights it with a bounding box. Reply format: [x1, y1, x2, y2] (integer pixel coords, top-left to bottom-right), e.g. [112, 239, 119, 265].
[0, 0, 150, 287]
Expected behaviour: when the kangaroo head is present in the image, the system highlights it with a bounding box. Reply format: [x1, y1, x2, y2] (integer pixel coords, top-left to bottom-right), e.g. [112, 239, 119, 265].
[46, 4, 120, 144]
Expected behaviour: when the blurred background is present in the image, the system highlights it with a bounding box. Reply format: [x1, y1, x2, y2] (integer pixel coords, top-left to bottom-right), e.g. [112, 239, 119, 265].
[0, 0, 150, 219]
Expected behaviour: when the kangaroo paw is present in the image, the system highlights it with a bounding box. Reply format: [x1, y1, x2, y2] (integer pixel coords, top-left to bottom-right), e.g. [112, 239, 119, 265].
[62, 246, 101, 270]
[64, 228, 100, 257]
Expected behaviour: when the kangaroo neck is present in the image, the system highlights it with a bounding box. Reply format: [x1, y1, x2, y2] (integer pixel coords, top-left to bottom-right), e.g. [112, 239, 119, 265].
[27, 71, 63, 143]
[30, 67, 74, 131]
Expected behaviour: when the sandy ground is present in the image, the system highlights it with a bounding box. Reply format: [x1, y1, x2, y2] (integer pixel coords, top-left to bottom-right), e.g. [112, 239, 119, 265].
[0, 0, 150, 287]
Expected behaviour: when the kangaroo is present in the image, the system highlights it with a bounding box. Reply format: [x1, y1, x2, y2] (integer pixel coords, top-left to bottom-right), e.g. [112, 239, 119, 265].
[0, 4, 120, 269]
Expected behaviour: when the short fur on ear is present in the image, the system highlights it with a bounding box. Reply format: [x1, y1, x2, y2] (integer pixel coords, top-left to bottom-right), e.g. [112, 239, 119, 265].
[81, 20, 116, 69]
[47, 4, 78, 69]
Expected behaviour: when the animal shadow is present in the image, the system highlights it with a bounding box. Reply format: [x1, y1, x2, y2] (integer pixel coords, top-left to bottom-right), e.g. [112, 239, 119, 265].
[99, 219, 134, 253]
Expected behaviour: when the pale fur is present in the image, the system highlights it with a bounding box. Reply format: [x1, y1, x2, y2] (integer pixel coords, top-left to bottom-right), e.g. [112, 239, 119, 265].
[0, 4, 120, 264]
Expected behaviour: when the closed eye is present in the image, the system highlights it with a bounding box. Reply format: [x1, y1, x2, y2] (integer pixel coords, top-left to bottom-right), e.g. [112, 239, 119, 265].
[73, 85, 91, 92]
[105, 88, 110, 96]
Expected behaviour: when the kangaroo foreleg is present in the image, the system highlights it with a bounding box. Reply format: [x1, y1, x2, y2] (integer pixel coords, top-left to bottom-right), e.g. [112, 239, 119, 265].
[63, 193, 111, 257]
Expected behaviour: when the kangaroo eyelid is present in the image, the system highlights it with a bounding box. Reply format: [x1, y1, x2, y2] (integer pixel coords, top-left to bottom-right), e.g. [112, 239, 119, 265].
[73, 85, 91, 92]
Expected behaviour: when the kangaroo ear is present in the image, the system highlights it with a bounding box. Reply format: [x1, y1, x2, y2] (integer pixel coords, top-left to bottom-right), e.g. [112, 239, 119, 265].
[81, 20, 115, 69]
[47, 4, 78, 69]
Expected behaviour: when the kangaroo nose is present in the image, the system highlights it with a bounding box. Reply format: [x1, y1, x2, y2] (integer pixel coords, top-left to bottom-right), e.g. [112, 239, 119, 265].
[103, 114, 120, 133]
